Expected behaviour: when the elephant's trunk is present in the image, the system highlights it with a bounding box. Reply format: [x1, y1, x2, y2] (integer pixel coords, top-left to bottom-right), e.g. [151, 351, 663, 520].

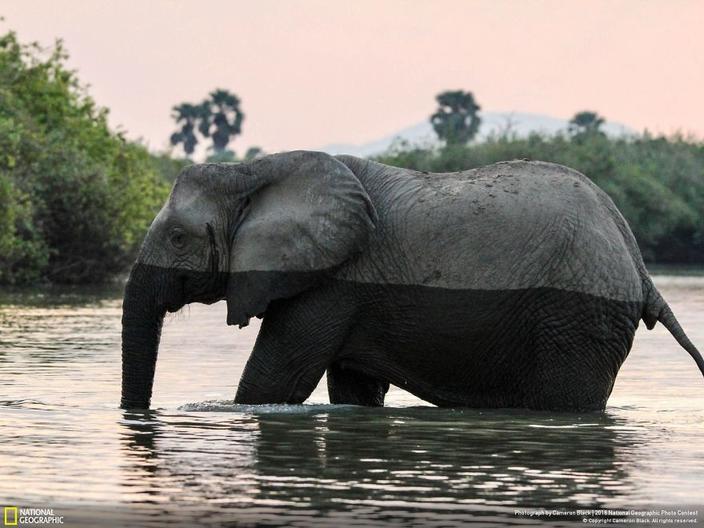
[120, 264, 167, 409]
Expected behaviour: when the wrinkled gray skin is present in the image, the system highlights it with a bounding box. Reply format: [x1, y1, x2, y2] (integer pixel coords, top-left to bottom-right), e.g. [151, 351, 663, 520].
[121, 151, 704, 411]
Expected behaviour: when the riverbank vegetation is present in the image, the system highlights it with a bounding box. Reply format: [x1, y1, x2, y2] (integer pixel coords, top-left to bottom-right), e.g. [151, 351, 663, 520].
[0, 31, 179, 284]
[1, 29, 703, 285]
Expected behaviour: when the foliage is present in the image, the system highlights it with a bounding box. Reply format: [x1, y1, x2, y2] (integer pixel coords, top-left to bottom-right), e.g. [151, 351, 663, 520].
[170, 102, 208, 156]
[205, 89, 244, 153]
[0, 31, 170, 284]
[430, 90, 482, 145]
[149, 151, 191, 183]
[205, 145, 265, 163]
[376, 131, 704, 264]
[243, 146, 265, 161]
[569, 110, 606, 142]
[170, 88, 244, 157]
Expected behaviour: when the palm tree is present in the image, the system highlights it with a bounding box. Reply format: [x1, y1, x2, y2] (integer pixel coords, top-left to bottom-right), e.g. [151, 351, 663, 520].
[568, 111, 606, 137]
[430, 90, 482, 146]
[170, 89, 244, 156]
[203, 89, 244, 153]
[170, 103, 208, 156]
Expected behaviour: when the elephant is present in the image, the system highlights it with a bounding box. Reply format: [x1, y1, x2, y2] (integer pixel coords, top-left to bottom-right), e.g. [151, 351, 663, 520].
[120, 150, 704, 411]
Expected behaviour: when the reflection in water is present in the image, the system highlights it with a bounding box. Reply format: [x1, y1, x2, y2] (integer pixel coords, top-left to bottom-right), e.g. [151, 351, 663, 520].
[1, 277, 703, 526]
[116, 407, 642, 524]
[121, 411, 164, 483]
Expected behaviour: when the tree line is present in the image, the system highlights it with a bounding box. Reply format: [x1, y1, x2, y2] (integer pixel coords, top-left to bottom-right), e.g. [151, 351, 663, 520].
[1, 31, 703, 285]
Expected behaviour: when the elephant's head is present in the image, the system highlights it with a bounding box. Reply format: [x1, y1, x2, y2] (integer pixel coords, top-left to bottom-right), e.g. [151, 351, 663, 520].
[120, 151, 376, 409]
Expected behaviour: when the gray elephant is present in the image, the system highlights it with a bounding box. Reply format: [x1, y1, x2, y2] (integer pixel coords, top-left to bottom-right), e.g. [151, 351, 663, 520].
[120, 151, 704, 411]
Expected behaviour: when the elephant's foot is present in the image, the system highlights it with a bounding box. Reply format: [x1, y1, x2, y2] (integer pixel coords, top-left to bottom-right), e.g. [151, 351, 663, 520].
[327, 362, 389, 406]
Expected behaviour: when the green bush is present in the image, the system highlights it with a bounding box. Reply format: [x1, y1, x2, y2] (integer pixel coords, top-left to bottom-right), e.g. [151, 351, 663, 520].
[376, 131, 704, 264]
[0, 31, 171, 284]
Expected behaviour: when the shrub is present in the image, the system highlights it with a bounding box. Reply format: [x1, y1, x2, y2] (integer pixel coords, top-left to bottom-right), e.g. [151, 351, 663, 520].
[0, 31, 170, 284]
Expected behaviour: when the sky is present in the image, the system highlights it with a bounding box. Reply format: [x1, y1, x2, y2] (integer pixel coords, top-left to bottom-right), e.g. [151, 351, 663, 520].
[2, 0, 703, 155]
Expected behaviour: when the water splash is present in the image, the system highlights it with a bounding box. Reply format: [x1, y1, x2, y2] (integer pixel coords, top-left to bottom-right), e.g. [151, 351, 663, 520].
[178, 399, 359, 413]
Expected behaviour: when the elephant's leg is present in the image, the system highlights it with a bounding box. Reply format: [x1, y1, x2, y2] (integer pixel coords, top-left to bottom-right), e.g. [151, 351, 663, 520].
[530, 340, 622, 411]
[527, 292, 640, 411]
[234, 288, 356, 405]
[327, 362, 389, 406]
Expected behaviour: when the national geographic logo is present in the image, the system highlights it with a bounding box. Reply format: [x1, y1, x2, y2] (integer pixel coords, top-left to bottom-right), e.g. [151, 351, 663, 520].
[3, 507, 64, 525]
[3, 508, 17, 526]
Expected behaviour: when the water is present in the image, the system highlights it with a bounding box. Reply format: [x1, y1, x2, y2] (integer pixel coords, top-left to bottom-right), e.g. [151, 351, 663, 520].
[0, 276, 703, 526]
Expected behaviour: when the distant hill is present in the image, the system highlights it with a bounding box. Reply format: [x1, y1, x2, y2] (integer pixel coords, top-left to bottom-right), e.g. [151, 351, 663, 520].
[320, 111, 634, 157]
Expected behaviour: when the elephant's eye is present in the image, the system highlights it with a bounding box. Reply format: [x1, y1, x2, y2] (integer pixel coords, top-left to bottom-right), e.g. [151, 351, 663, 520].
[170, 229, 187, 249]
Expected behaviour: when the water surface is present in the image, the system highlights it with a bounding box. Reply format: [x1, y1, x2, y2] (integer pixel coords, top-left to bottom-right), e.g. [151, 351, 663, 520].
[0, 276, 703, 526]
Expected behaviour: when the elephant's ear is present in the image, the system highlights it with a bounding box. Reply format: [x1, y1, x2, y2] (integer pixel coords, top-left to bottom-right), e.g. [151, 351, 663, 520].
[225, 151, 376, 327]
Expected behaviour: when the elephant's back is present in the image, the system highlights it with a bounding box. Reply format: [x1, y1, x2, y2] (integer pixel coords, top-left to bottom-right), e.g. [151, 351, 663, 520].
[338, 159, 643, 304]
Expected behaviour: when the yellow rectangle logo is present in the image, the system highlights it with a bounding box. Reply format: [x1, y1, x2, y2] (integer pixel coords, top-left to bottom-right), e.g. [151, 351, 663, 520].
[3, 507, 17, 526]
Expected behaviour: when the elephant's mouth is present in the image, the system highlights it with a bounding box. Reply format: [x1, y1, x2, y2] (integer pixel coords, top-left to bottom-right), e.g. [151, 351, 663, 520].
[165, 300, 184, 313]
[164, 273, 187, 313]
[235, 311, 266, 329]
[169, 269, 229, 311]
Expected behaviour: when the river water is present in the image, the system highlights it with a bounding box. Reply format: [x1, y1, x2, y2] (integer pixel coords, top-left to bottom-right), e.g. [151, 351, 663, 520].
[0, 275, 702, 526]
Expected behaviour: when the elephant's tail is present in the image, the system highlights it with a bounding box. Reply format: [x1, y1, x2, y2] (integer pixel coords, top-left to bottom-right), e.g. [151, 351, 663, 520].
[643, 279, 704, 379]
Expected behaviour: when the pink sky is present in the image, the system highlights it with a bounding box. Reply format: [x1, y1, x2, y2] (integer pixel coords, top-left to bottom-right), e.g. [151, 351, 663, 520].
[2, 0, 703, 155]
